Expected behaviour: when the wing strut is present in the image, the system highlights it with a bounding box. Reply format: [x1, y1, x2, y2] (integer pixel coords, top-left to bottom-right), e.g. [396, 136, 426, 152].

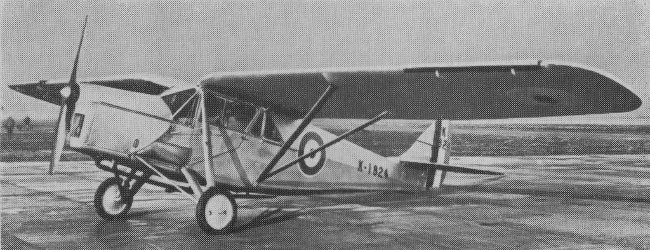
[256, 84, 338, 183]
[258, 110, 389, 183]
[199, 88, 217, 187]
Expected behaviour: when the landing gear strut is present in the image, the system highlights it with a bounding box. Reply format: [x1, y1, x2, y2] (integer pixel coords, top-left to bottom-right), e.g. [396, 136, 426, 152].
[195, 187, 237, 235]
[94, 177, 133, 221]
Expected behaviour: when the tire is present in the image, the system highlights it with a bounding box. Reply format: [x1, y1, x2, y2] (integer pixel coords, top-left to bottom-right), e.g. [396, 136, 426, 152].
[94, 177, 132, 221]
[196, 187, 237, 235]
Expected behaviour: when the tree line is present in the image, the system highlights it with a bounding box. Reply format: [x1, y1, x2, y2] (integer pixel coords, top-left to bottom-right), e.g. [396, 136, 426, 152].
[2, 116, 32, 134]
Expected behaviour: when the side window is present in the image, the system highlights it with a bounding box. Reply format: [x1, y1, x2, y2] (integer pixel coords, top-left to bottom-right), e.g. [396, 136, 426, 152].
[252, 113, 282, 142]
[223, 101, 256, 133]
[247, 111, 283, 142]
[162, 89, 196, 114]
[249, 112, 263, 137]
[173, 97, 199, 126]
[205, 94, 226, 126]
[263, 114, 283, 143]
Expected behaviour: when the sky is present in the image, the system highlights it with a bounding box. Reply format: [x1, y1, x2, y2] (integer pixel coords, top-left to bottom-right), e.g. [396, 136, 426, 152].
[2, 0, 649, 122]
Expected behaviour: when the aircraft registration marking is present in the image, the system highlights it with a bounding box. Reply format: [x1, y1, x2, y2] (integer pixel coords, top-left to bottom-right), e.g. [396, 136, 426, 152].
[357, 160, 389, 179]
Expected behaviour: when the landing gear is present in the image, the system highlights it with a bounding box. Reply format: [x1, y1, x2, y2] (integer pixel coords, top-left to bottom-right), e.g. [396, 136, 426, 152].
[94, 177, 133, 221]
[196, 187, 237, 235]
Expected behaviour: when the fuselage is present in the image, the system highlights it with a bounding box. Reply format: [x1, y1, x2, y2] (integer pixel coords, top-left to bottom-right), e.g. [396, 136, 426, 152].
[67, 83, 430, 193]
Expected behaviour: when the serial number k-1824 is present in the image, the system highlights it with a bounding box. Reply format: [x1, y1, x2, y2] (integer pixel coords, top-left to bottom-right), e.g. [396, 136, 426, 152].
[357, 160, 388, 179]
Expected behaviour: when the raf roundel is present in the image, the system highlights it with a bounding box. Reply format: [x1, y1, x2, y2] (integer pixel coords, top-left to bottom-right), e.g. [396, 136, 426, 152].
[298, 132, 326, 177]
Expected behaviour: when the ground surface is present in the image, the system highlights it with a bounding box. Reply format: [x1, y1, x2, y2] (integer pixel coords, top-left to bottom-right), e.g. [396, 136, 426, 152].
[3, 155, 650, 249]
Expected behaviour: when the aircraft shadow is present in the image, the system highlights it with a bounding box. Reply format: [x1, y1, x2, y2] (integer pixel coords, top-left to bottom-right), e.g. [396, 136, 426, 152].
[231, 208, 305, 233]
[92, 220, 137, 247]
[91, 209, 171, 237]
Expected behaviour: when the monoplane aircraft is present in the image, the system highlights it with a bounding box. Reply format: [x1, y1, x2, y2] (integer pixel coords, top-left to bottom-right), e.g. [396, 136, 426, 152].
[9, 18, 642, 234]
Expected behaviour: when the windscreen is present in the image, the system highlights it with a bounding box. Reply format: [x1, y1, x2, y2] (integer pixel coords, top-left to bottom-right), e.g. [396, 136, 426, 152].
[162, 89, 196, 114]
[204, 90, 257, 134]
[162, 89, 198, 126]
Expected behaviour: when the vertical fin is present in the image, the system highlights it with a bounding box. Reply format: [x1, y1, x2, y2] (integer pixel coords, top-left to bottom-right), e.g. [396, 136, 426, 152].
[426, 120, 451, 189]
[400, 120, 451, 189]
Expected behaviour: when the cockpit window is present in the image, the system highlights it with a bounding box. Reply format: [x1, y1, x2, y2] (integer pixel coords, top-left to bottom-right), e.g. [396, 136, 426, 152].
[249, 111, 283, 143]
[263, 114, 283, 142]
[203, 90, 258, 134]
[205, 94, 226, 125]
[162, 89, 196, 114]
[162, 89, 199, 127]
[174, 97, 199, 126]
[224, 101, 257, 132]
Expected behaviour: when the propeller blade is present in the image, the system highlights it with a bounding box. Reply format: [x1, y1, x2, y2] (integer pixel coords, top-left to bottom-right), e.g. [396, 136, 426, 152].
[49, 101, 68, 175]
[64, 15, 87, 131]
[49, 16, 88, 174]
[69, 15, 88, 87]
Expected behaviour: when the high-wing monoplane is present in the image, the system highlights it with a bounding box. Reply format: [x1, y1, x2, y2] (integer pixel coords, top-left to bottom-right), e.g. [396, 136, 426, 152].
[8, 18, 642, 234]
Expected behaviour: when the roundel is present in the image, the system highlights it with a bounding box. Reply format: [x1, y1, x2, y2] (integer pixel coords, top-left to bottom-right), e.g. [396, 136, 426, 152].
[298, 132, 326, 177]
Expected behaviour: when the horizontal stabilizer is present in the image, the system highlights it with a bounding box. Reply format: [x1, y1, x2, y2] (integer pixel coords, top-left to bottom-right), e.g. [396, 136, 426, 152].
[402, 161, 503, 176]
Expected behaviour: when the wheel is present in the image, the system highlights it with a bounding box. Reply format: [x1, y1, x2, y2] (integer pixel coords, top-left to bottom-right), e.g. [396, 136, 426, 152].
[94, 177, 132, 221]
[196, 187, 237, 235]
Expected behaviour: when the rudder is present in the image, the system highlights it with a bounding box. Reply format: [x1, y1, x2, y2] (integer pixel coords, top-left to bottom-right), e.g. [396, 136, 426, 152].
[400, 120, 451, 189]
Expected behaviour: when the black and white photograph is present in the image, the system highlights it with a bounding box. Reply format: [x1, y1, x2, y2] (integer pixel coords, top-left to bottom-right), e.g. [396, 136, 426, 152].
[2, 0, 649, 248]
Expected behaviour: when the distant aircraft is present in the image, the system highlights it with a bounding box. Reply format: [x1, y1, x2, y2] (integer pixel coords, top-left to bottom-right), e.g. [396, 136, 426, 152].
[9, 17, 642, 234]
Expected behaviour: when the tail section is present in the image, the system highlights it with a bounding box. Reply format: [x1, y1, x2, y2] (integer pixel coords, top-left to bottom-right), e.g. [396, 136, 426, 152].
[401, 120, 451, 164]
[401, 120, 451, 189]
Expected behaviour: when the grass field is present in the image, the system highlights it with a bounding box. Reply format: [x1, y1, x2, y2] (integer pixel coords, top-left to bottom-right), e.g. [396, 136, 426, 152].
[2, 121, 649, 162]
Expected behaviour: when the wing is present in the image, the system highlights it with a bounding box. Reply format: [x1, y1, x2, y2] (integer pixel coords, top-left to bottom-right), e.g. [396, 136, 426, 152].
[201, 60, 642, 120]
[9, 75, 187, 105]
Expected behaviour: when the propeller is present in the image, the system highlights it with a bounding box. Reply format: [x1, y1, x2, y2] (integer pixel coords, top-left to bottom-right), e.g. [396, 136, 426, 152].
[49, 16, 88, 175]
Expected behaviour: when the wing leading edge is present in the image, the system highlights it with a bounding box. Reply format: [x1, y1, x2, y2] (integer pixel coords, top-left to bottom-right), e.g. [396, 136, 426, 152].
[201, 60, 642, 120]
